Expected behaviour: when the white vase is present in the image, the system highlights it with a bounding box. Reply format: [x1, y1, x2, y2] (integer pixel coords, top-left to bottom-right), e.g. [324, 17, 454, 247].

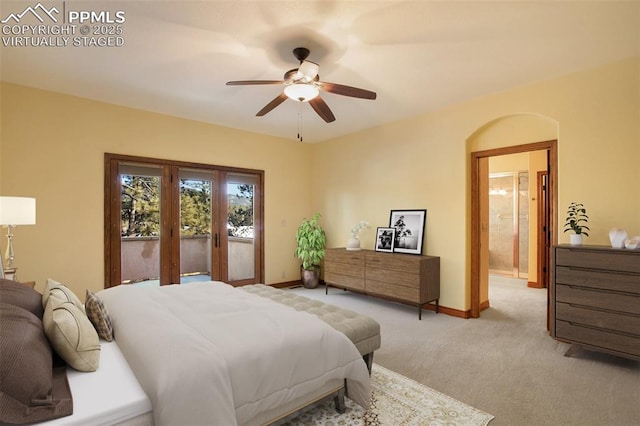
[609, 228, 628, 248]
[346, 237, 361, 251]
[569, 234, 583, 246]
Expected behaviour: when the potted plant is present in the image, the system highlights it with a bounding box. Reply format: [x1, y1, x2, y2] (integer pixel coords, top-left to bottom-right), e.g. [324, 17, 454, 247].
[563, 202, 589, 245]
[294, 213, 326, 288]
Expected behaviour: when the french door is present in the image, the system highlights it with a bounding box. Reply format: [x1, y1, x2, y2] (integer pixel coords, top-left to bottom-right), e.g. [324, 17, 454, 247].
[104, 154, 263, 287]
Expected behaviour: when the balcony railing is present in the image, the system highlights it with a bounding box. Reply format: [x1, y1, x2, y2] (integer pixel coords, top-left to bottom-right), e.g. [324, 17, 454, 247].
[121, 235, 253, 283]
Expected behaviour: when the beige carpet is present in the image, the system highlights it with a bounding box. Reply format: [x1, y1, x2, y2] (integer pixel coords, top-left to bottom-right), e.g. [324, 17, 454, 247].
[290, 279, 640, 425]
[278, 364, 494, 425]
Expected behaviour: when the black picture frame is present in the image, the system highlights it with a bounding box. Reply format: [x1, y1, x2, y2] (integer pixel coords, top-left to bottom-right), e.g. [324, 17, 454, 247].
[389, 209, 426, 255]
[375, 227, 396, 253]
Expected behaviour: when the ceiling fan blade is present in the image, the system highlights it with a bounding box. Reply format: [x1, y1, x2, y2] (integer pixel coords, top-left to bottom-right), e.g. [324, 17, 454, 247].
[309, 97, 336, 123]
[321, 82, 377, 100]
[256, 93, 288, 116]
[226, 80, 284, 86]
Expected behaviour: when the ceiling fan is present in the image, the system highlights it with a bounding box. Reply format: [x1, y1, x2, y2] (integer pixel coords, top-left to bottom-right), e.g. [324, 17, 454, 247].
[226, 47, 376, 123]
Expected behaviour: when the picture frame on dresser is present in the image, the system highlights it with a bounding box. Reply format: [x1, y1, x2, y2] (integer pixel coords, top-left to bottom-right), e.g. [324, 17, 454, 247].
[375, 227, 395, 252]
[389, 209, 426, 255]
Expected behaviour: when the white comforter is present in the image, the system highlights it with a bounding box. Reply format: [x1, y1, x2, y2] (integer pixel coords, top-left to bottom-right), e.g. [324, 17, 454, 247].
[98, 281, 370, 426]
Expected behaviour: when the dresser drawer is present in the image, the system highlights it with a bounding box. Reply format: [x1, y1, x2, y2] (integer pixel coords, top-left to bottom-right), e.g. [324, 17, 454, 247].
[555, 266, 640, 295]
[366, 279, 419, 302]
[556, 247, 640, 273]
[366, 267, 420, 288]
[324, 271, 365, 291]
[556, 284, 640, 315]
[325, 249, 365, 267]
[324, 261, 364, 278]
[556, 320, 640, 358]
[365, 252, 422, 272]
[556, 302, 640, 336]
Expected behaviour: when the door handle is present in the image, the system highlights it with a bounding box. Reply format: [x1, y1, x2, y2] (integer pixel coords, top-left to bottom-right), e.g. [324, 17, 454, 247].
[214, 233, 219, 248]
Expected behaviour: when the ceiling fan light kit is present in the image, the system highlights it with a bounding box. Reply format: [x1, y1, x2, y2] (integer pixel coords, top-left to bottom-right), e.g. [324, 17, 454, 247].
[296, 60, 319, 81]
[226, 47, 376, 124]
[284, 83, 319, 102]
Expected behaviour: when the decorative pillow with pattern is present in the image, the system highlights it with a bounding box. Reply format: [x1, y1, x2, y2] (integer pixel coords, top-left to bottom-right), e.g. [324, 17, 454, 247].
[43, 296, 101, 372]
[42, 278, 84, 312]
[85, 290, 114, 341]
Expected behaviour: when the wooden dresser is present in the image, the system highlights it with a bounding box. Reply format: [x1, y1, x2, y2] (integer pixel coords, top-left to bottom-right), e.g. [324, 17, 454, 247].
[324, 248, 440, 319]
[552, 245, 640, 360]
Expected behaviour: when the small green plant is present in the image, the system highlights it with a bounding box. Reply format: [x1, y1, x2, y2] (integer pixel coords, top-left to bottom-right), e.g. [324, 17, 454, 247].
[294, 213, 326, 271]
[563, 202, 590, 236]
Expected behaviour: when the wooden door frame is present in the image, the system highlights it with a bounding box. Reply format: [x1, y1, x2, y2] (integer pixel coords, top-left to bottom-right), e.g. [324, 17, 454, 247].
[104, 153, 265, 288]
[470, 140, 557, 318]
[535, 170, 549, 290]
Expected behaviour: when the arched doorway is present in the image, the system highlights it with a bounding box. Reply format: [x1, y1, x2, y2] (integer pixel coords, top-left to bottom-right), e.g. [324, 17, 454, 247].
[468, 114, 558, 320]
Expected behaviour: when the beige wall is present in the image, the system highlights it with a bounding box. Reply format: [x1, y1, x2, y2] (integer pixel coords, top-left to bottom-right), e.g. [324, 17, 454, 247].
[0, 84, 313, 293]
[312, 56, 640, 312]
[2, 56, 639, 313]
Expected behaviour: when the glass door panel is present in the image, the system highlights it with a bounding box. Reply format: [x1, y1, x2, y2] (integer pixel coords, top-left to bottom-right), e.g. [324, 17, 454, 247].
[119, 163, 163, 286]
[488, 171, 530, 279]
[518, 172, 529, 278]
[105, 154, 263, 288]
[227, 174, 255, 282]
[179, 169, 214, 283]
[488, 173, 515, 276]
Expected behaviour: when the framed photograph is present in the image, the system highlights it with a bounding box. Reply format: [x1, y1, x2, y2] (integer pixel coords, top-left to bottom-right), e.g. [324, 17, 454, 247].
[389, 209, 426, 255]
[375, 227, 396, 253]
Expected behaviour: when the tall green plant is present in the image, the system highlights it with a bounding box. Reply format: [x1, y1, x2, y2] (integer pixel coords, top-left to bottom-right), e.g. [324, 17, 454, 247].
[295, 213, 326, 271]
[563, 202, 590, 236]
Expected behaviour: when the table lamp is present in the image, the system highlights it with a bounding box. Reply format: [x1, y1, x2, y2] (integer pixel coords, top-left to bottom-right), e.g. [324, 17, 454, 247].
[0, 196, 36, 270]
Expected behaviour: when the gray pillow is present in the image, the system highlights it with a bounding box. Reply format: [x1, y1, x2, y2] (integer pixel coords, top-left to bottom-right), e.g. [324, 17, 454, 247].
[0, 278, 44, 319]
[0, 303, 72, 424]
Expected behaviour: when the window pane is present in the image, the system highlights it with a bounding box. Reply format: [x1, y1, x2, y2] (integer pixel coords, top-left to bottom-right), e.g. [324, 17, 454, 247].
[119, 164, 162, 285]
[179, 169, 213, 284]
[227, 181, 254, 281]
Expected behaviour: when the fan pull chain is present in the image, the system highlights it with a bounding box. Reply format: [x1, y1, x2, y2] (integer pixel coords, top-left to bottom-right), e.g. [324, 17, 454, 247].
[297, 104, 303, 142]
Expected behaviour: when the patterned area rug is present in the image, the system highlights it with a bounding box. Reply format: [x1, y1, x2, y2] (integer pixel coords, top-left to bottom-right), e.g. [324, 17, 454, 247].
[278, 364, 494, 425]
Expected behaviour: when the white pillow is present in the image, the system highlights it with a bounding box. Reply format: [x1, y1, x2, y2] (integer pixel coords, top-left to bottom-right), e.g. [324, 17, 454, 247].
[43, 296, 100, 372]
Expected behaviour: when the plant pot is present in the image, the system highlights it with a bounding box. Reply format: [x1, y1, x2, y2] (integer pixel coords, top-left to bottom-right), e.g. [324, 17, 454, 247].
[301, 267, 320, 289]
[569, 234, 583, 246]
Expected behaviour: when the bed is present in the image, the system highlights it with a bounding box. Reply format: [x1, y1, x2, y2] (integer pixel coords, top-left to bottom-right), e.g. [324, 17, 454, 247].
[1, 279, 370, 426]
[97, 281, 370, 425]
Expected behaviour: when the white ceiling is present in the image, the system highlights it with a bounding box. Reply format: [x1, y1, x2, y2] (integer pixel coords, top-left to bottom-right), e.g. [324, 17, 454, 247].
[1, 1, 639, 143]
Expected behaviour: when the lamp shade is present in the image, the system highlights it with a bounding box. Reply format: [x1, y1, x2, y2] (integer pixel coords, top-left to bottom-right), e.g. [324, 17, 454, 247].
[0, 197, 36, 225]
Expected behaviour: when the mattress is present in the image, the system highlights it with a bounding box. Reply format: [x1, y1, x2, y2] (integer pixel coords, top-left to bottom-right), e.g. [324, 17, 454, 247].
[41, 340, 152, 425]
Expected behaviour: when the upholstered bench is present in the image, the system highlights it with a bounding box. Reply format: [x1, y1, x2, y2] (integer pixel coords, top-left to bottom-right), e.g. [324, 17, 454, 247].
[241, 284, 381, 372]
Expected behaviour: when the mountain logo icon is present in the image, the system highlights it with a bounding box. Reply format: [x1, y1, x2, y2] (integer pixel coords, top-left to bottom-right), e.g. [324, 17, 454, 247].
[1, 2, 59, 24]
